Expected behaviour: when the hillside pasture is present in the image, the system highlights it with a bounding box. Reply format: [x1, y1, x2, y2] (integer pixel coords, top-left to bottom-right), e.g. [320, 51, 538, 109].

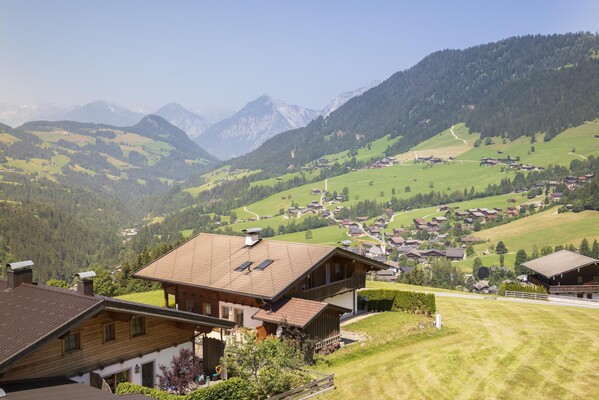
[459, 120, 599, 167]
[319, 282, 599, 400]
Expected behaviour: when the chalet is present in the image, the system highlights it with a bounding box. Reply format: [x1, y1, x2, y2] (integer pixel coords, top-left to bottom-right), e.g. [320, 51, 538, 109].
[439, 205, 448, 211]
[0, 262, 234, 392]
[310, 188, 322, 194]
[389, 236, 406, 247]
[421, 249, 445, 258]
[374, 268, 398, 282]
[348, 226, 364, 237]
[432, 216, 447, 224]
[413, 218, 426, 226]
[356, 216, 369, 222]
[366, 245, 384, 259]
[521, 164, 534, 171]
[367, 226, 381, 235]
[548, 192, 563, 201]
[445, 247, 466, 261]
[133, 230, 386, 347]
[384, 208, 394, 217]
[405, 249, 423, 260]
[524, 250, 599, 299]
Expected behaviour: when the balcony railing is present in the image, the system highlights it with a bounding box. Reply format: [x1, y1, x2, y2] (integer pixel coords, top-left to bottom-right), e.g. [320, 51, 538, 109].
[549, 285, 599, 294]
[302, 274, 362, 301]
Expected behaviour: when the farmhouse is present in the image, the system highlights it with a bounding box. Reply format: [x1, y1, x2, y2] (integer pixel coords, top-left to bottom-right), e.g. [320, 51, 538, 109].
[0, 262, 234, 393]
[525, 250, 599, 299]
[133, 230, 386, 347]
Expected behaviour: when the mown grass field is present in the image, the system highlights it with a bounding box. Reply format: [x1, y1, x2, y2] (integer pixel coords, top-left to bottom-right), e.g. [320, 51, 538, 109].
[319, 282, 599, 400]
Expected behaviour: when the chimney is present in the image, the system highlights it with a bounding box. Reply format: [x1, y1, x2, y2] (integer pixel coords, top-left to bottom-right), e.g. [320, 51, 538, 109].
[243, 228, 262, 247]
[6, 260, 34, 289]
[75, 271, 96, 296]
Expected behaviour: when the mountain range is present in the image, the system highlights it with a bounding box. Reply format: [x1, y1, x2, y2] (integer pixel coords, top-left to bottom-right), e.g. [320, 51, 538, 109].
[0, 82, 381, 161]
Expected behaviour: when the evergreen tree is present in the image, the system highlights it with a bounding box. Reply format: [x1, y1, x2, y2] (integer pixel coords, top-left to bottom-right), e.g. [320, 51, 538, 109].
[531, 245, 539, 260]
[580, 238, 591, 257]
[495, 241, 508, 254]
[514, 249, 528, 275]
[592, 240, 599, 259]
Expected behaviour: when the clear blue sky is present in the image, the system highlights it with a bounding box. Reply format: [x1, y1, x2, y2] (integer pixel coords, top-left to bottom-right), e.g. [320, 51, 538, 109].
[1, 0, 598, 112]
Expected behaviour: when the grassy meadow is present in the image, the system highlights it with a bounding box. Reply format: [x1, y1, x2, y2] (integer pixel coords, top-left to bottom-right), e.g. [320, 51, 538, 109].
[318, 282, 599, 400]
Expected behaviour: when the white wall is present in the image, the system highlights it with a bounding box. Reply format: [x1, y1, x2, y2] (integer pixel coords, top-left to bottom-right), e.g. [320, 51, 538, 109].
[219, 301, 262, 328]
[70, 341, 193, 388]
[324, 290, 355, 318]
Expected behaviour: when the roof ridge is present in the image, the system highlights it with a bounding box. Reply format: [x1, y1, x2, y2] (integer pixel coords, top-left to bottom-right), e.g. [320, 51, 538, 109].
[19, 283, 103, 302]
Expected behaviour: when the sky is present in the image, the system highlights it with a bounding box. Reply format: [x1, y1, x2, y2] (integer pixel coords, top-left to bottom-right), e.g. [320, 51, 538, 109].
[1, 0, 598, 113]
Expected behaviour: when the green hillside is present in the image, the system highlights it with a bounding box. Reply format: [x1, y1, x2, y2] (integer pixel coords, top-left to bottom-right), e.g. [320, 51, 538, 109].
[231, 33, 599, 173]
[1, 116, 218, 202]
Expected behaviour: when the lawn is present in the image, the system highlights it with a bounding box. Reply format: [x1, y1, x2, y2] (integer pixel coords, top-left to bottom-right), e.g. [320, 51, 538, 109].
[319, 282, 599, 400]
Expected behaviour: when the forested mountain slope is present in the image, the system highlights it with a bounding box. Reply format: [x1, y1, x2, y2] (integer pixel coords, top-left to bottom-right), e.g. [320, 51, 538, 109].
[230, 33, 599, 173]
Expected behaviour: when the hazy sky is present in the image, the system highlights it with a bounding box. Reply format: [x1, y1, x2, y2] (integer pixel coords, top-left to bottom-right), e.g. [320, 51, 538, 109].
[1, 0, 598, 112]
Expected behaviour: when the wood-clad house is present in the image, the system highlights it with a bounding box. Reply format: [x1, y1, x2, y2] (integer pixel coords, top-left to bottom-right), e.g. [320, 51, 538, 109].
[524, 250, 599, 299]
[133, 230, 386, 347]
[0, 262, 235, 392]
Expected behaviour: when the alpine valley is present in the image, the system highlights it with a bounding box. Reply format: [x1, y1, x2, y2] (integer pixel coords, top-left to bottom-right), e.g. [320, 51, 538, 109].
[0, 32, 598, 292]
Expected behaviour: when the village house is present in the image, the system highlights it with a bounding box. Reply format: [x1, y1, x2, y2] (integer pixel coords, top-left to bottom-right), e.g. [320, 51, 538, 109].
[0, 262, 234, 394]
[524, 250, 599, 299]
[133, 230, 386, 348]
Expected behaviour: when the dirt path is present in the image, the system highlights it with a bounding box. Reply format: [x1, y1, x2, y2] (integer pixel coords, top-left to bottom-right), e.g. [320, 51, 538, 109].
[243, 206, 260, 220]
[450, 125, 468, 145]
[568, 152, 588, 160]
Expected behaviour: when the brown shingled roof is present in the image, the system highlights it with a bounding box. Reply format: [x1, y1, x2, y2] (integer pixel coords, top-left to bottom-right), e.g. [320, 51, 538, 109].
[0, 282, 235, 374]
[522, 250, 599, 278]
[134, 233, 337, 300]
[252, 298, 350, 328]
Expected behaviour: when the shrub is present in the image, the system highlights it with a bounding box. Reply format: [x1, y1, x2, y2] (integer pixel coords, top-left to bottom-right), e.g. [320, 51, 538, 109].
[158, 348, 203, 395]
[255, 368, 310, 398]
[358, 289, 436, 316]
[115, 383, 185, 400]
[186, 377, 254, 400]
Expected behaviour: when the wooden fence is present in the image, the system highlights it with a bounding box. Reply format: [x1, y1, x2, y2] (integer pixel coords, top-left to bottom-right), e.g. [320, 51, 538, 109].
[504, 290, 548, 301]
[268, 371, 335, 400]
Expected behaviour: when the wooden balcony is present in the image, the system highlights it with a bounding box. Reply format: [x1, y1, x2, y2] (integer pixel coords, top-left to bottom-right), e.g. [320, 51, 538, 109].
[302, 272, 364, 301]
[549, 285, 599, 294]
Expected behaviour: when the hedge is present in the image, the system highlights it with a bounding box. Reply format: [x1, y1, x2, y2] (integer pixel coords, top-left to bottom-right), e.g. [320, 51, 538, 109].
[358, 289, 436, 316]
[499, 282, 547, 295]
[115, 383, 185, 400]
[116, 378, 253, 400]
[186, 378, 254, 400]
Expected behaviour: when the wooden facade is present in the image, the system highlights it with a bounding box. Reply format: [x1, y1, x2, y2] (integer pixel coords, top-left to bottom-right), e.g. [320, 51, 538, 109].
[1, 310, 197, 382]
[165, 257, 368, 313]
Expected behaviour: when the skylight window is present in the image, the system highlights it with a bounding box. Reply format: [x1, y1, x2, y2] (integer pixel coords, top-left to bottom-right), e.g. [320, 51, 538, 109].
[234, 261, 253, 272]
[255, 259, 274, 271]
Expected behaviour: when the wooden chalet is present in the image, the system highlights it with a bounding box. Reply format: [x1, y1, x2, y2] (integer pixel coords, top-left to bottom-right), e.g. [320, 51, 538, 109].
[133, 230, 386, 347]
[0, 262, 234, 393]
[524, 250, 599, 299]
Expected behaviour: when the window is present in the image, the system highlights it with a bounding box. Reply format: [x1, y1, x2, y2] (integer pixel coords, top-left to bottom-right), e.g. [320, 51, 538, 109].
[103, 322, 116, 342]
[234, 261, 252, 272]
[235, 309, 244, 326]
[131, 316, 146, 337]
[255, 259, 273, 270]
[594, 276, 599, 284]
[221, 305, 230, 320]
[577, 276, 583, 284]
[63, 331, 81, 352]
[203, 303, 212, 316]
[103, 369, 130, 392]
[186, 300, 194, 312]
